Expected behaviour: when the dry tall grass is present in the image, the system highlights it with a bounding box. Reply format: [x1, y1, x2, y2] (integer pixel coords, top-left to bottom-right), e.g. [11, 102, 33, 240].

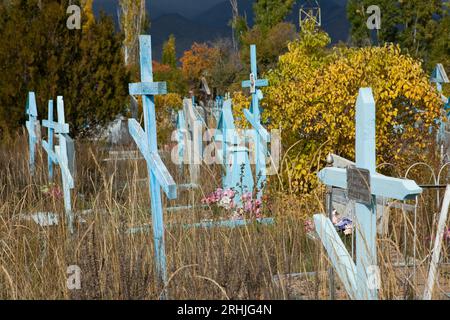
[0, 132, 449, 300]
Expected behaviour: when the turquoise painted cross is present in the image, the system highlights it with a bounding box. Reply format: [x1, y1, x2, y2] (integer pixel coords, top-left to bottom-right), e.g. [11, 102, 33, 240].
[214, 99, 254, 206]
[314, 88, 422, 300]
[242, 45, 269, 199]
[128, 35, 177, 289]
[42, 96, 75, 234]
[26, 92, 39, 174]
[213, 96, 223, 121]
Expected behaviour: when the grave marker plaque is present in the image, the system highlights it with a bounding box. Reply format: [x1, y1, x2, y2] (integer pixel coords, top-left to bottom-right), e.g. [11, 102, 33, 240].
[347, 166, 371, 206]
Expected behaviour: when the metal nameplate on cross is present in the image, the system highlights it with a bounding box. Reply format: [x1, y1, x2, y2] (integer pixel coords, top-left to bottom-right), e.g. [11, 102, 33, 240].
[128, 35, 177, 294]
[347, 166, 371, 206]
[313, 88, 423, 300]
[42, 96, 75, 234]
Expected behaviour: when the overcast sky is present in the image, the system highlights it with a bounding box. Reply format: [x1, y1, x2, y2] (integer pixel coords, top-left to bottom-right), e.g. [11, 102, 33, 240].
[149, 0, 227, 18]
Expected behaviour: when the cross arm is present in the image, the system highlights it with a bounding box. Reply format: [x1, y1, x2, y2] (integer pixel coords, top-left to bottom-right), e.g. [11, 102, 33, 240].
[244, 109, 270, 142]
[55, 145, 75, 189]
[42, 140, 74, 188]
[128, 119, 177, 199]
[242, 79, 268, 88]
[148, 152, 177, 200]
[318, 167, 423, 200]
[313, 214, 359, 300]
[129, 82, 167, 96]
[42, 140, 59, 164]
[42, 120, 69, 134]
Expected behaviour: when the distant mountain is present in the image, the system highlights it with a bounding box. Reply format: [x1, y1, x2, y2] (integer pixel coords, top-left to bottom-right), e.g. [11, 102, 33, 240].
[196, 0, 350, 45]
[93, 0, 224, 20]
[93, 0, 351, 61]
[151, 13, 229, 60]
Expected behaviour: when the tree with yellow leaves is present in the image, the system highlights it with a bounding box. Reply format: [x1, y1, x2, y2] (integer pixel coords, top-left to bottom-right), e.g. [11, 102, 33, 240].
[235, 20, 442, 193]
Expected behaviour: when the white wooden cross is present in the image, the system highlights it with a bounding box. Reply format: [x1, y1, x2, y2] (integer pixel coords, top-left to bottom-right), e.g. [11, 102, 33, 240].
[42, 96, 75, 234]
[26, 92, 39, 174]
[183, 98, 203, 184]
[242, 45, 269, 199]
[314, 88, 423, 300]
[128, 35, 177, 289]
[431, 63, 449, 100]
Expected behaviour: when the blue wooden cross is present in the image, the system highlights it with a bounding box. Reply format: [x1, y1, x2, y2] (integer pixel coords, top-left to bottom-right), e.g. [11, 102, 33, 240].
[313, 88, 423, 300]
[242, 45, 269, 200]
[42, 96, 75, 234]
[213, 96, 223, 121]
[128, 35, 177, 289]
[26, 92, 39, 174]
[214, 99, 254, 206]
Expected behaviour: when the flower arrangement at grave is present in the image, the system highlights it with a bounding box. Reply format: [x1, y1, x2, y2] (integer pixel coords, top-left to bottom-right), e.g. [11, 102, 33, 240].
[304, 210, 353, 238]
[201, 188, 264, 221]
[40, 183, 63, 200]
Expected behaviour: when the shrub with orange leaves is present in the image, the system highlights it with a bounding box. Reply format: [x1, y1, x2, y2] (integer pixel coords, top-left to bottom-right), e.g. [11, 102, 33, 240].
[180, 43, 220, 86]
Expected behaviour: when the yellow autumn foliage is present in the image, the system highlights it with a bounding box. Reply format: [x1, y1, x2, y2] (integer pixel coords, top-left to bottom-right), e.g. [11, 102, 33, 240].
[235, 23, 442, 193]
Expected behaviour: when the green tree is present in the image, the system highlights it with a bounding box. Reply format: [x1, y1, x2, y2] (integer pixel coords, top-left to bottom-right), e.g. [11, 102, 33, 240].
[347, 0, 447, 69]
[253, 0, 295, 30]
[0, 0, 129, 140]
[347, 0, 401, 46]
[162, 34, 177, 69]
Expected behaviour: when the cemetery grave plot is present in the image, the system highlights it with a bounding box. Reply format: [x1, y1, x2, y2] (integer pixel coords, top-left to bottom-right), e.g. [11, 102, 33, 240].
[1, 6, 449, 298]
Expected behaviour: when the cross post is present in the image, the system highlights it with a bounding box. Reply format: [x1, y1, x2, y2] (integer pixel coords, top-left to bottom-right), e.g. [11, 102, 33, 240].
[128, 35, 177, 292]
[47, 100, 54, 180]
[242, 45, 269, 199]
[26, 92, 39, 174]
[314, 88, 423, 300]
[42, 96, 75, 234]
[175, 110, 186, 171]
[214, 99, 254, 206]
[183, 98, 203, 184]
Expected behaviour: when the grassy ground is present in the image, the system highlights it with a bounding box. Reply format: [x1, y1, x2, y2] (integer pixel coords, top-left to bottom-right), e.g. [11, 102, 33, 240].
[0, 133, 449, 300]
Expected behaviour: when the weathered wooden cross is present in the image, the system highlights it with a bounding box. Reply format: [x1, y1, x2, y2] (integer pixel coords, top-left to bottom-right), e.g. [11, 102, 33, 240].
[431, 63, 449, 97]
[26, 92, 39, 174]
[183, 98, 204, 184]
[175, 110, 186, 172]
[314, 88, 422, 300]
[242, 45, 269, 200]
[214, 99, 254, 206]
[128, 35, 177, 288]
[42, 96, 75, 234]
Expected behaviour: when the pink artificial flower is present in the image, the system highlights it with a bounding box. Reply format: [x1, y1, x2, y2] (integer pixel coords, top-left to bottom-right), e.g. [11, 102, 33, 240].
[444, 229, 450, 241]
[241, 192, 252, 202]
[304, 219, 315, 234]
[223, 189, 235, 198]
